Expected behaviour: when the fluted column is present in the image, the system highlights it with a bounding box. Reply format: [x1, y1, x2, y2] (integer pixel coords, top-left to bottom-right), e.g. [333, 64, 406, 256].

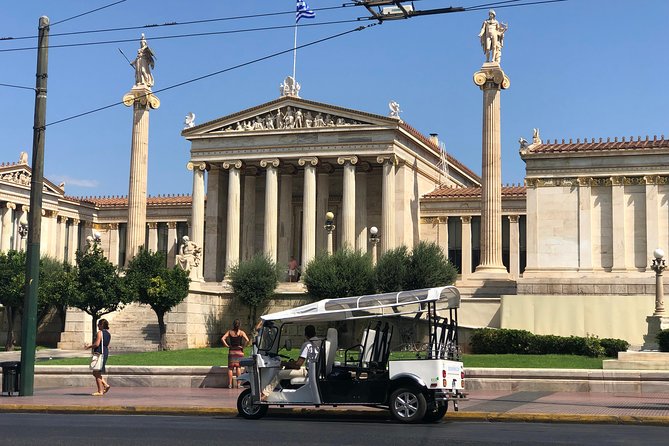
[242, 167, 258, 261]
[355, 163, 370, 252]
[338, 156, 358, 250]
[188, 161, 206, 279]
[577, 177, 593, 271]
[166, 222, 177, 267]
[56, 215, 67, 261]
[1, 202, 15, 252]
[299, 157, 318, 268]
[377, 155, 396, 254]
[108, 223, 119, 266]
[461, 216, 472, 278]
[147, 222, 158, 253]
[316, 163, 332, 254]
[223, 160, 243, 273]
[473, 63, 510, 275]
[645, 175, 660, 272]
[611, 176, 627, 271]
[261, 158, 280, 263]
[278, 165, 296, 270]
[508, 215, 520, 279]
[122, 86, 160, 264]
[68, 218, 79, 263]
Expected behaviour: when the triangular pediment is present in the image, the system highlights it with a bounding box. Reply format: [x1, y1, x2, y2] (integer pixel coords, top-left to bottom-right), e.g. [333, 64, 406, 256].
[182, 96, 398, 138]
[0, 163, 65, 196]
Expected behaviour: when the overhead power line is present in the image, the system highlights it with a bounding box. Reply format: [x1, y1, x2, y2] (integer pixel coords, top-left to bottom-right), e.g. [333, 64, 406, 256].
[0, 82, 35, 91]
[51, 0, 128, 27]
[46, 23, 378, 128]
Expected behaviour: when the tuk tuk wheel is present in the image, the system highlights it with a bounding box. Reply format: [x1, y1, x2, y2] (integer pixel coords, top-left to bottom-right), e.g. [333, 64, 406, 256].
[389, 387, 427, 423]
[237, 388, 268, 420]
[422, 404, 447, 422]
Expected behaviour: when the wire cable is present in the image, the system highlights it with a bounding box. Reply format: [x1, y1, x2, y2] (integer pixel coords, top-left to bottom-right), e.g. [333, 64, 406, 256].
[45, 23, 377, 127]
[465, 0, 567, 12]
[51, 0, 128, 27]
[0, 19, 366, 53]
[0, 82, 35, 91]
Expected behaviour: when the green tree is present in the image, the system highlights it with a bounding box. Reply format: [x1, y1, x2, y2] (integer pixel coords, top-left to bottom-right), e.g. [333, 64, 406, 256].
[405, 241, 457, 290]
[125, 248, 190, 350]
[304, 249, 376, 300]
[0, 250, 26, 350]
[375, 246, 410, 293]
[229, 254, 278, 325]
[71, 243, 127, 342]
[39, 257, 78, 332]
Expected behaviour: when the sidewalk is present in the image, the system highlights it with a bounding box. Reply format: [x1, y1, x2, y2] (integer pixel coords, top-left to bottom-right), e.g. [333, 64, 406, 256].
[0, 386, 667, 425]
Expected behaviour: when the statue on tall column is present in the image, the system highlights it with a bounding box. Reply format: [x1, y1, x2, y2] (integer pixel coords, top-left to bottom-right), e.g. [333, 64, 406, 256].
[478, 10, 507, 64]
[131, 34, 156, 87]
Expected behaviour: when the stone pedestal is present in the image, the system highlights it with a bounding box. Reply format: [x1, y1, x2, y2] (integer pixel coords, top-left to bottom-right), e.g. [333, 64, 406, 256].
[472, 62, 510, 277]
[642, 315, 669, 350]
[122, 85, 160, 264]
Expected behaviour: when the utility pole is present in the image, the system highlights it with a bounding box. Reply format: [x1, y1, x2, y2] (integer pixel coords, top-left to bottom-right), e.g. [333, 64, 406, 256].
[20, 15, 49, 396]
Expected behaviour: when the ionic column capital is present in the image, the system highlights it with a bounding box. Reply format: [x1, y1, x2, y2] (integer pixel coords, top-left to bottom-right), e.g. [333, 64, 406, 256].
[337, 155, 358, 166]
[57, 215, 68, 223]
[473, 66, 510, 90]
[376, 155, 398, 166]
[167, 221, 177, 229]
[260, 158, 280, 169]
[507, 215, 519, 224]
[461, 215, 472, 224]
[644, 175, 660, 185]
[298, 157, 319, 167]
[147, 222, 158, 229]
[610, 176, 624, 186]
[577, 177, 593, 187]
[187, 161, 207, 171]
[5, 202, 16, 210]
[71, 218, 80, 225]
[122, 87, 160, 109]
[21, 204, 30, 213]
[109, 223, 120, 230]
[222, 159, 243, 170]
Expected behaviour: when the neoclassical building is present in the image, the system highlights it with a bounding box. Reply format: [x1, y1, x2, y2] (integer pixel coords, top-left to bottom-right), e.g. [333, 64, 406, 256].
[1, 85, 667, 348]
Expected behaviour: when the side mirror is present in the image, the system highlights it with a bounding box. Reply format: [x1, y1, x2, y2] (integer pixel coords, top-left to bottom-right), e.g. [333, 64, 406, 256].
[284, 339, 293, 351]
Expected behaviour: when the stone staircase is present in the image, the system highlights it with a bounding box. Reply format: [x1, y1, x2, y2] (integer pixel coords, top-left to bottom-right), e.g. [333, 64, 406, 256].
[603, 351, 669, 370]
[107, 303, 161, 352]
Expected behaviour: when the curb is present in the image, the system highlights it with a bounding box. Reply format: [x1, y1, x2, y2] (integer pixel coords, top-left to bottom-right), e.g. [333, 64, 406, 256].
[0, 405, 667, 426]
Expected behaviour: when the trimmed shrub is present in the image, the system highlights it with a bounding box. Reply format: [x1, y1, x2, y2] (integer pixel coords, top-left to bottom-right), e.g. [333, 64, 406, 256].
[229, 254, 279, 324]
[469, 328, 532, 354]
[375, 246, 410, 293]
[600, 338, 630, 357]
[657, 329, 669, 352]
[304, 249, 376, 300]
[405, 241, 458, 290]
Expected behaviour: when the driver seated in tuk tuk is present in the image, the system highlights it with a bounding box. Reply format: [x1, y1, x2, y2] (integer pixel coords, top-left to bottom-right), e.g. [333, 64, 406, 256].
[262, 325, 320, 399]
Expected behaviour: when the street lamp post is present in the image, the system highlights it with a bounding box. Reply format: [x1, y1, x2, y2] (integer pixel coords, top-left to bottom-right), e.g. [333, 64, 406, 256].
[324, 212, 335, 255]
[651, 248, 666, 315]
[369, 226, 380, 265]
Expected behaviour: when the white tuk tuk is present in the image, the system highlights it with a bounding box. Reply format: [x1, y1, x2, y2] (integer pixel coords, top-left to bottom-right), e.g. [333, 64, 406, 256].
[236, 286, 466, 423]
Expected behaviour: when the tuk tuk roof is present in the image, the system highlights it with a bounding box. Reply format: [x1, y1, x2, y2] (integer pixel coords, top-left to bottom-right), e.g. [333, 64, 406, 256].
[261, 286, 460, 323]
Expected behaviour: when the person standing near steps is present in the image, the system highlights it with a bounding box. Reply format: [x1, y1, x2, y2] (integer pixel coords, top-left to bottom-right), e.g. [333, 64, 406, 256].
[84, 318, 111, 396]
[222, 319, 250, 388]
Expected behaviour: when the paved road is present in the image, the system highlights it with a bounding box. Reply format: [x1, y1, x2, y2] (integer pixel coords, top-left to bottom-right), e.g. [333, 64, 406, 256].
[0, 413, 666, 446]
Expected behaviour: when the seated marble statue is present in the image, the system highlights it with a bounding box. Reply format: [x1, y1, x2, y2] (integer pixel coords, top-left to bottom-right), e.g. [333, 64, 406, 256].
[176, 236, 201, 271]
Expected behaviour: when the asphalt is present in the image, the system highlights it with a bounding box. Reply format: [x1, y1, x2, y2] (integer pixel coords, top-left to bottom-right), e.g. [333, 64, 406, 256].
[1, 349, 668, 425]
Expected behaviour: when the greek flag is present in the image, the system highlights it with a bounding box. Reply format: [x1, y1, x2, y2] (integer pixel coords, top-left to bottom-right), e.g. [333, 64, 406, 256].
[296, 0, 315, 22]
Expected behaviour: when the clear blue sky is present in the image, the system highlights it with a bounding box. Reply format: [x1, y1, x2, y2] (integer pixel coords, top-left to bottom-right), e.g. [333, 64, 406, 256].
[1, 0, 667, 198]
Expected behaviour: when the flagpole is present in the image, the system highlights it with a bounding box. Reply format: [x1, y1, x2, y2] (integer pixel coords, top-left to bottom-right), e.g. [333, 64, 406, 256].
[292, 21, 298, 80]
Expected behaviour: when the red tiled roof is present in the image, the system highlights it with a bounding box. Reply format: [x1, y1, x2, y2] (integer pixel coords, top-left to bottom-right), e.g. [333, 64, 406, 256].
[72, 194, 192, 207]
[528, 135, 668, 154]
[423, 185, 526, 200]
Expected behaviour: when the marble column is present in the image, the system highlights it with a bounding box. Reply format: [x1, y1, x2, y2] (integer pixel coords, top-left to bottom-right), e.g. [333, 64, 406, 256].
[56, 215, 68, 261]
[223, 160, 243, 274]
[355, 163, 370, 252]
[1, 202, 15, 252]
[508, 215, 520, 279]
[438, 217, 449, 259]
[645, 175, 660, 271]
[204, 165, 226, 282]
[338, 156, 358, 250]
[261, 158, 280, 263]
[108, 223, 119, 266]
[242, 167, 258, 261]
[147, 222, 158, 253]
[316, 164, 332, 255]
[187, 161, 206, 280]
[461, 216, 473, 278]
[68, 218, 79, 263]
[39, 210, 49, 257]
[377, 155, 396, 254]
[473, 63, 510, 275]
[278, 165, 296, 271]
[166, 222, 177, 267]
[611, 176, 627, 271]
[299, 157, 318, 269]
[577, 177, 593, 271]
[524, 179, 539, 271]
[122, 85, 160, 264]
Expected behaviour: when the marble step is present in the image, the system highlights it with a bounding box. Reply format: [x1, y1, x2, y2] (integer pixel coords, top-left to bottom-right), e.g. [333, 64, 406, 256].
[603, 359, 669, 370]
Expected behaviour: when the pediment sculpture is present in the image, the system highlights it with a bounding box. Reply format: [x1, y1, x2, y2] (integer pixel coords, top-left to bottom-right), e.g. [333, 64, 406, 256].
[219, 105, 364, 133]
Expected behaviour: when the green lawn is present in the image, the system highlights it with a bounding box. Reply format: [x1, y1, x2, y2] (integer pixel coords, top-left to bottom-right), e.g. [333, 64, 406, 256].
[41, 347, 604, 369]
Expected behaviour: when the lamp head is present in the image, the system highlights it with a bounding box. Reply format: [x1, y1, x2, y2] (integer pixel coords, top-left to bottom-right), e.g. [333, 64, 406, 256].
[19, 213, 28, 227]
[654, 248, 665, 260]
[325, 211, 334, 224]
[370, 226, 378, 236]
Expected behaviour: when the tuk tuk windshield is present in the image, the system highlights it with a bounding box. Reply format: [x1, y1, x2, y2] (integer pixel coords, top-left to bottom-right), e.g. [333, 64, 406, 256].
[257, 324, 279, 354]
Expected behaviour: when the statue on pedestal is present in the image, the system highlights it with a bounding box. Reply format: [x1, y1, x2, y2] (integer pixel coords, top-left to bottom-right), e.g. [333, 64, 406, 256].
[176, 236, 201, 275]
[131, 34, 156, 87]
[478, 10, 507, 63]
